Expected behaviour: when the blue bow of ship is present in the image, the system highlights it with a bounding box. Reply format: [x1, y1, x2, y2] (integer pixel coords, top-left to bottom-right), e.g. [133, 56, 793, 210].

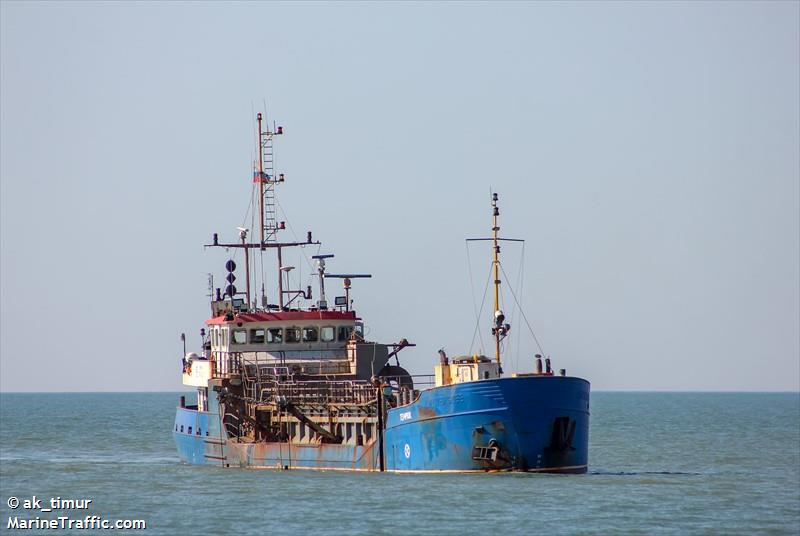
[174, 113, 590, 473]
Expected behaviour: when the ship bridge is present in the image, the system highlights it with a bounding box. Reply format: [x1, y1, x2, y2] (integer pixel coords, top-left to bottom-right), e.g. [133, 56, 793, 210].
[183, 309, 394, 387]
[205, 310, 361, 354]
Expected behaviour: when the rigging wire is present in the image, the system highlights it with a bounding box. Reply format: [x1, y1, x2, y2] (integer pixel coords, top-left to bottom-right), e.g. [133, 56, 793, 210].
[241, 183, 255, 229]
[275, 199, 318, 306]
[465, 242, 487, 354]
[221, 175, 257, 270]
[469, 260, 494, 355]
[250, 185, 258, 309]
[499, 265, 508, 364]
[275, 199, 317, 274]
[275, 199, 317, 308]
[504, 242, 526, 373]
[512, 241, 526, 373]
[499, 262, 545, 355]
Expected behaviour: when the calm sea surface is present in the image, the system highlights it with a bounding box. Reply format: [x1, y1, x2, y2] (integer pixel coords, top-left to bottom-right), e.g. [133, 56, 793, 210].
[1, 392, 798, 535]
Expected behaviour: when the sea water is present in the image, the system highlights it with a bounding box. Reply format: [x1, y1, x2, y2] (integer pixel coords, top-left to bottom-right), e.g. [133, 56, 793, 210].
[1, 392, 798, 535]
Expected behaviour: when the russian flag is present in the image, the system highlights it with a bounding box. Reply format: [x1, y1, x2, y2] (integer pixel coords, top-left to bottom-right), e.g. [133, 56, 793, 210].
[252, 171, 270, 183]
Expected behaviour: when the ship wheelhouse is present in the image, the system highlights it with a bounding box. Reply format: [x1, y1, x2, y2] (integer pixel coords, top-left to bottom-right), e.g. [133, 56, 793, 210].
[208, 311, 362, 355]
[200, 310, 376, 378]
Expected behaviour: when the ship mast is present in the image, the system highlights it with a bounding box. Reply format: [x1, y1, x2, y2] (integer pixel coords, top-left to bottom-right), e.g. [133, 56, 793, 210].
[255, 113, 287, 308]
[491, 192, 502, 365]
[467, 192, 517, 370]
[206, 114, 321, 312]
[257, 113, 266, 246]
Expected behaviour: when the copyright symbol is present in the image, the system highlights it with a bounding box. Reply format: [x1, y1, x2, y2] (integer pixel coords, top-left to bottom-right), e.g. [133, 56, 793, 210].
[7, 497, 19, 509]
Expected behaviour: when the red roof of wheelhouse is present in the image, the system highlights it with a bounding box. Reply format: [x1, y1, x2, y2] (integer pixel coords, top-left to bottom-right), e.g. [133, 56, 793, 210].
[205, 310, 358, 325]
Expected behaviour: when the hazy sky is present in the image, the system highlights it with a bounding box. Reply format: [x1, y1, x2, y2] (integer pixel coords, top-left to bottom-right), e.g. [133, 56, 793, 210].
[1, 1, 798, 392]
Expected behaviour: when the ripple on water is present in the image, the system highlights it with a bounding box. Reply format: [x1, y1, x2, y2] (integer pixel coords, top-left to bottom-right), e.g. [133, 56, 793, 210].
[1, 392, 798, 535]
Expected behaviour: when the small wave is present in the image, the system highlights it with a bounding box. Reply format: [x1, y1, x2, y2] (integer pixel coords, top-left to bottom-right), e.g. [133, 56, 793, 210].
[0, 455, 177, 465]
[589, 470, 702, 476]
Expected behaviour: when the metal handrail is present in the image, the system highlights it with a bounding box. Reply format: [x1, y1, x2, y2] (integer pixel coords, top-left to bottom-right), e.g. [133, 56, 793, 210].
[210, 349, 435, 406]
[254, 378, 377, 406]
[211, 351, 355, 379]
[381, 374, 435, 389]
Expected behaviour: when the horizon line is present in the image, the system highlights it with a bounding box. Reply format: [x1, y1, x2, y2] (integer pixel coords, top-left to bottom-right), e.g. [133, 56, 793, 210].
[1, 389, 798, 395]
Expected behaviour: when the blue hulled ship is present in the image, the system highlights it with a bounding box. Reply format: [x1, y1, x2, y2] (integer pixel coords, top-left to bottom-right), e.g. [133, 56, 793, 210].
[174, 114, 590, 473]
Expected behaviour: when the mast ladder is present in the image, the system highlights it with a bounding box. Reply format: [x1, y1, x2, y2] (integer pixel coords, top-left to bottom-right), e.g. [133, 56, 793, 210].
[261, 131, 278, 243]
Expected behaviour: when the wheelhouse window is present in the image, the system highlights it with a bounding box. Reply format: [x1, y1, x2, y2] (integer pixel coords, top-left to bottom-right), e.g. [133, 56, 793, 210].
[321, 326, 335, 342]
[286, 327, 301, 343]
[267, 328, 283, 344]
[232, 329, 247, 345]
[338, 326, 353, 342]
[302, 327, 318, 342]
[250, 328, 265, 344]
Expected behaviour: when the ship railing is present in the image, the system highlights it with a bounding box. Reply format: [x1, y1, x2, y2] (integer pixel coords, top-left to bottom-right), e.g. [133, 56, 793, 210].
[210, 351, 319, 379]
[380, 374, 435, 407]
[242, 359, 352, 379]
[380, 374, 435, 389]
[241, 363, 293, 382]
[210, 352, 243, 378]
[212, 351, 293, 379]
[214, 352, 353, 380]
[252, 379, 378, 407]
[240, 371, 436, 405]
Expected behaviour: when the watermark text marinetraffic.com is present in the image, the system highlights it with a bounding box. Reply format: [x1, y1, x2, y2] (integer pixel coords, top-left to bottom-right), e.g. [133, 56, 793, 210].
[6, 496, 146, 530]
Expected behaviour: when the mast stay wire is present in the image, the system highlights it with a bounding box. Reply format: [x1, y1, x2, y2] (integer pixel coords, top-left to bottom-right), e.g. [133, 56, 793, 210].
[512, 241, 526, 373]
[275, 198, 319, 275]
[465, 242, 487, 354]
[250, 185, 258, 309]
[500, 242, 524, 374]
[275, 198, 318, 305]
[467, 238, 527, 373]
[502, 242, 526, 374]
[222, 178, 257, 269]
[468, 260, 494, 356]
[499, 267, 509, 366]
[499, 262, 545, 355]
